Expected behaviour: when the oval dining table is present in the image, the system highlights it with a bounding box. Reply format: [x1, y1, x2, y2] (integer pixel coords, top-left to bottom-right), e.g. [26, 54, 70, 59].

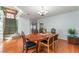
[25, 33, 50, 53]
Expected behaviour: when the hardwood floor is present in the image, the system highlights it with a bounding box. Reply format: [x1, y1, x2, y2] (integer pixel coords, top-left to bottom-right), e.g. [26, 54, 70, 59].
[3, 38, 79, 53]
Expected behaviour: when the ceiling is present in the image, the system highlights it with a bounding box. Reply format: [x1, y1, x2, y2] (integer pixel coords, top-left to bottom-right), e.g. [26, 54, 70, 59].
[18, 6, 79, 20]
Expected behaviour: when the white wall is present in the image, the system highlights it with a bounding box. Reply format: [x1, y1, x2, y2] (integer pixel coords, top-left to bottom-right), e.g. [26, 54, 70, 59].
[0, 10, 4, 52]
[17, 16, 30, 35]
[39, 10, 79, 40]
[0, 10, 3, 39]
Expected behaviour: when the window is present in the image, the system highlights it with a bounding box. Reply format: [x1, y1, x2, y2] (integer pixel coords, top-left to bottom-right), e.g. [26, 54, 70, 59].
[4, 18, 17, 35]
[3, 8, 17, 36]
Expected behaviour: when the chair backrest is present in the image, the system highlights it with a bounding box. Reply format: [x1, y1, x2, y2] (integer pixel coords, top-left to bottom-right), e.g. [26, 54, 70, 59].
[48, 35, 54, 44]
[54, 34, 58, 41]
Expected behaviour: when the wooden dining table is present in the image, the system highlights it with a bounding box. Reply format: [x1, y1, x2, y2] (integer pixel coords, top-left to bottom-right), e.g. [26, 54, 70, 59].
[26, 33, 57, 53]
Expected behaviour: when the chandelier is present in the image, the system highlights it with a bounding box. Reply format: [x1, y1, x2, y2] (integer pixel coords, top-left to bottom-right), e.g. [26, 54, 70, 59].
[38, 6, 48, 16]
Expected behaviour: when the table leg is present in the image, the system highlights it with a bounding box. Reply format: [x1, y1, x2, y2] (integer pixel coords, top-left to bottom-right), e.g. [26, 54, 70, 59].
[36, 41, 40, 53]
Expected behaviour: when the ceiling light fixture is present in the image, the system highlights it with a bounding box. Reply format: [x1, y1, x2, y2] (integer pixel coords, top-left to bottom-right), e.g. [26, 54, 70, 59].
[38, 6, 48, 16]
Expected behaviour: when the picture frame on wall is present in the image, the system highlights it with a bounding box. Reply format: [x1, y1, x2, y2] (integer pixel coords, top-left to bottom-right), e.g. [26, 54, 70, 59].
[31, 20, 38, 33]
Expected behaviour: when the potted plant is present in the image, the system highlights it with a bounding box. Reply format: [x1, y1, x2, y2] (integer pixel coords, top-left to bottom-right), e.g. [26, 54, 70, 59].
[67, 28, 79, 44]
[68, 28, 77, 37]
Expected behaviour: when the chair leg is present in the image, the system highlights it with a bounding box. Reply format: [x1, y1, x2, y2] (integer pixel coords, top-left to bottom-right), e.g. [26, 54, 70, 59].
[54, 42, 56, 52]
[57, 40, 58, 48]
[55, 40, 58, 49]
[38, 42, 40, 52]
[54, 40, 58, 52]
[52, 43, 54, 51]
[57, 40, 58, 51]
[48, 46, 50, 53]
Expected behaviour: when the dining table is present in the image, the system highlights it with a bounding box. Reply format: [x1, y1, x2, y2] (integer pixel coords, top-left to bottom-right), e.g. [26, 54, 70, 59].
[26, 33, 57, 53]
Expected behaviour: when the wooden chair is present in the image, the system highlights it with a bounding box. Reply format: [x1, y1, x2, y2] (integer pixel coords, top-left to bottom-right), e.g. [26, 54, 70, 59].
[40, 35, 54, 53]
[53, 34, 58, 51]
[21, 32, 37, 53]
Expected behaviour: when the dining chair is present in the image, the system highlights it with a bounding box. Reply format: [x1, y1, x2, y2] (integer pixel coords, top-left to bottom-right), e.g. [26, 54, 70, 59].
[53, 34, 58, 52]
[40, 35, 54, 53]
[21, 32, 37, 53]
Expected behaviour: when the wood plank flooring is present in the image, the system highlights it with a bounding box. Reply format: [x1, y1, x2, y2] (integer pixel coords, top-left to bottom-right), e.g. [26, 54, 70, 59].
[3, 38, 79, 53]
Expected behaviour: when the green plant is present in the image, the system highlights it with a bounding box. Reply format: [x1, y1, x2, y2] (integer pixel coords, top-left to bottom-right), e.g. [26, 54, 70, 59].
[68, 28, 76, 35]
